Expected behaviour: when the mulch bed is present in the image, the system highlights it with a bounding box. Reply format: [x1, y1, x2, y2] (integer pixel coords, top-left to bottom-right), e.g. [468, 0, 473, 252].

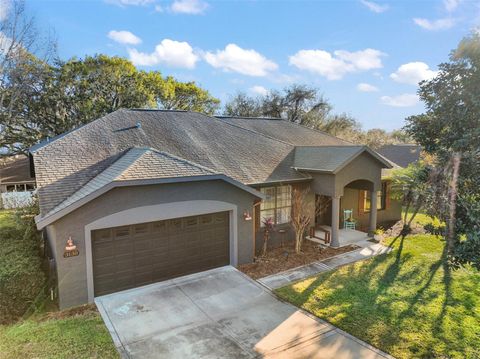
[238, 240, 359, 279]
[377, 220, 426, 243]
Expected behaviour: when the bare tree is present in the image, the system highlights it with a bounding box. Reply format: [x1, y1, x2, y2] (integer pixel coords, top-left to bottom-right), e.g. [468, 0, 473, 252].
[0, 0, 56, 155]
[291, 188, 312, 254]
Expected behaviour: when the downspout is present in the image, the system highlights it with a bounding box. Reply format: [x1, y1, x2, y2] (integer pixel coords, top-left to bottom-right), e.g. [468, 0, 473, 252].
[253, 199, 262, 259]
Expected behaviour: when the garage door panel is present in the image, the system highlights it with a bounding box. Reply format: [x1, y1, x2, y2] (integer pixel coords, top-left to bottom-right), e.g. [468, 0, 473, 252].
[94, 261, 117, 276]
[92, 211, 230, 296]
[114, 256, 135, 269]
[134, 239, 153, 252]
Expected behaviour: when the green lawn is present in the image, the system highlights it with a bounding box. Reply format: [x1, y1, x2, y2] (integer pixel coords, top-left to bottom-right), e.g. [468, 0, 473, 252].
[276, 234, 480, 358]
[0, 209, 118, 358]
[0, 209, 15, 229]
[0, 305, 119, 359]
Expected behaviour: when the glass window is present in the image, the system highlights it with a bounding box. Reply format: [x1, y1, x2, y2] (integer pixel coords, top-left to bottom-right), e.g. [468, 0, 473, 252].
[26, 184, 36, 191]
[260, 185, 292, 226]
[363, 182, 387, 212]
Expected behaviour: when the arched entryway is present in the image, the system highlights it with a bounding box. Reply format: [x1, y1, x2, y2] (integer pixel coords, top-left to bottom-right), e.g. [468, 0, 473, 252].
[314, 179, 378, 247]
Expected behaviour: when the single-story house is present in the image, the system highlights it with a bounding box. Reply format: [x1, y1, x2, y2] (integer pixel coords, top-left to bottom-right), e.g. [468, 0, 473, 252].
[30, 109, 400, 308]
[0, 155, 36, 193]
[0, 155, 37, 209]
[377, 144, 421, 168]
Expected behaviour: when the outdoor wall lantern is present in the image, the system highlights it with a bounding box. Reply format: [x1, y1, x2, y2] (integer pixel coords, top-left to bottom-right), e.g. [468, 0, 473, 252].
[243, 210, 252, 221]
[63, 236, 79, 258]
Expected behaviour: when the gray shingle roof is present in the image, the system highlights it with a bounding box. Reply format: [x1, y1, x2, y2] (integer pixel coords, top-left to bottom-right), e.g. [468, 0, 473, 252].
[293, 146, 365, 172]
[117, 148, 217, 180]
[43, 147, 218, 219]
[216, 117, 354, 146]
[32, 110, 391, 218]
[377, 144, 421, 168]
[292, 146, 392, 173]
[32, 110, 307, 215]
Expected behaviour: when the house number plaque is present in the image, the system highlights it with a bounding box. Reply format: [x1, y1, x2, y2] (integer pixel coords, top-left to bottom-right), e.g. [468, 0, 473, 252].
[63, 237, 79, 258]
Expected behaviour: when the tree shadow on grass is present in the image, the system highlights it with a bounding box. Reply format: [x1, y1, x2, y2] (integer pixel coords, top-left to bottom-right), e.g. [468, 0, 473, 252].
[277, 234, 444, 357]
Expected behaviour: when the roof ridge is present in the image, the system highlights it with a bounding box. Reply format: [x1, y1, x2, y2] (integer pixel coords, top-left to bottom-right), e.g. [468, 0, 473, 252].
[218, 116, 357, 146]
[29, 109, 131, 153]
[42, 147, 140, 218]
[278, 119, 357, 145]
[216, 115, 283, 121]
[212, 117, 295, 147]
[133, 147, 218, 175]
[294, 145, 363, 148]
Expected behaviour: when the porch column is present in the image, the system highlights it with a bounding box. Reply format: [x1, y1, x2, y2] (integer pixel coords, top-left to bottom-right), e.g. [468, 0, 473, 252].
[330, 196, 340, 247]
[368, 190, 377, 238]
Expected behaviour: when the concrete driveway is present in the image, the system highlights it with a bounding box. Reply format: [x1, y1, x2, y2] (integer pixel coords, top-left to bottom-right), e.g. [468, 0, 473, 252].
[95, 266, 391, 359]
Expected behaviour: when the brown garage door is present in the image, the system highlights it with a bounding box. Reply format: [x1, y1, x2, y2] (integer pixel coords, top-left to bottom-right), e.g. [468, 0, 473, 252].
[92, 211, 230, 296]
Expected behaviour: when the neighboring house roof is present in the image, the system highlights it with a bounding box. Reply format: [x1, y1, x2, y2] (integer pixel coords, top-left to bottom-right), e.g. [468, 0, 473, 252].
[0, 155, 35, 185]
[381, 159, 402, 179]
[377, 144, 421, 168]
[292, 146, 392, 173]
[216, 116, 354, 146]
[36, 147, 263, 229]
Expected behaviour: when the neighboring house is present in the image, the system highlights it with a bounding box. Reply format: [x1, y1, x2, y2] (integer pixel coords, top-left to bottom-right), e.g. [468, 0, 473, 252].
[31, 109, 394, 309]
[0, 155, 36, 209]
[377, 144, 422, 168]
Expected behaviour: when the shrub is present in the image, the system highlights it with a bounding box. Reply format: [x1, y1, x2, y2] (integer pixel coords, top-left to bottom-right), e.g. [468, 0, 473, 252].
[424, 222, 446, 236]
[0, 203, 46, 324]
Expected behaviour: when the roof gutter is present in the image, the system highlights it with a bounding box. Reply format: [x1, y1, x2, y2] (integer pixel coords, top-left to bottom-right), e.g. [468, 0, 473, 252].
[35, 174, 265, 230]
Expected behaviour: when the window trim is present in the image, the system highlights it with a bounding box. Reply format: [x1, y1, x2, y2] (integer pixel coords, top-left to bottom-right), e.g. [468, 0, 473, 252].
[259, 185, 292, 226]
[362, 182, 388, 213]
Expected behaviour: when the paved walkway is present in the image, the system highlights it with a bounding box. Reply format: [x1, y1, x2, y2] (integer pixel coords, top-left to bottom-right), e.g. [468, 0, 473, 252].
[258, 240, 391, 290]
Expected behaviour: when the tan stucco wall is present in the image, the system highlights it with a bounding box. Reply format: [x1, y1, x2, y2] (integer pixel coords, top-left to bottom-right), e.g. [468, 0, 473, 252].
[308, 152, 383, 198]
[334, 152, 383, 196]
[341, 187, 402, 230]
[47, 180, 256, 309]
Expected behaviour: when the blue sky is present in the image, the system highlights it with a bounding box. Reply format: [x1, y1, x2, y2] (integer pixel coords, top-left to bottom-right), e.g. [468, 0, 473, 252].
[26, 0, 480, 130]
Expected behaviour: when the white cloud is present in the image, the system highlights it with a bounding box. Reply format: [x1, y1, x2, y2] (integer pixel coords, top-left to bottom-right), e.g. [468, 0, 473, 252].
[154, 4, 163, 12]
[289, 50, 349, 80]
[413, 17, 455, 31]
[444, 0, 461, 12]
[390, 62, 438, 85]
[335, 49, 384, 70]
[0, 32, 13, 54]
[170, 0, 209, 14]
[204, 44, 278, 77]
[381, 94, 419, 107]
[108, 30, 142, 45]
[360, 0, 388, 13]
[0, 0, 10, 21]
[357, 83, 379, 92]
[250, 85, 269, 96]
[289, 48, 385, 80]
[105, 0, 154, 6]
[128, 39, 198, 68]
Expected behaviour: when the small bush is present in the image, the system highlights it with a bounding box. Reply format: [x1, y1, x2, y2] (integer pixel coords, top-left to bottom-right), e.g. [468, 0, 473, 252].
[0, 203, 46, 324]
[424, 222, 446, 236]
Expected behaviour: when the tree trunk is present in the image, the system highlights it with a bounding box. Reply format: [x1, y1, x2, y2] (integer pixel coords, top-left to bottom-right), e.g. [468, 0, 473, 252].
[295, 232, 302, 254]
[446, 153, 461, 254]
[262, 230, 269, 257]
